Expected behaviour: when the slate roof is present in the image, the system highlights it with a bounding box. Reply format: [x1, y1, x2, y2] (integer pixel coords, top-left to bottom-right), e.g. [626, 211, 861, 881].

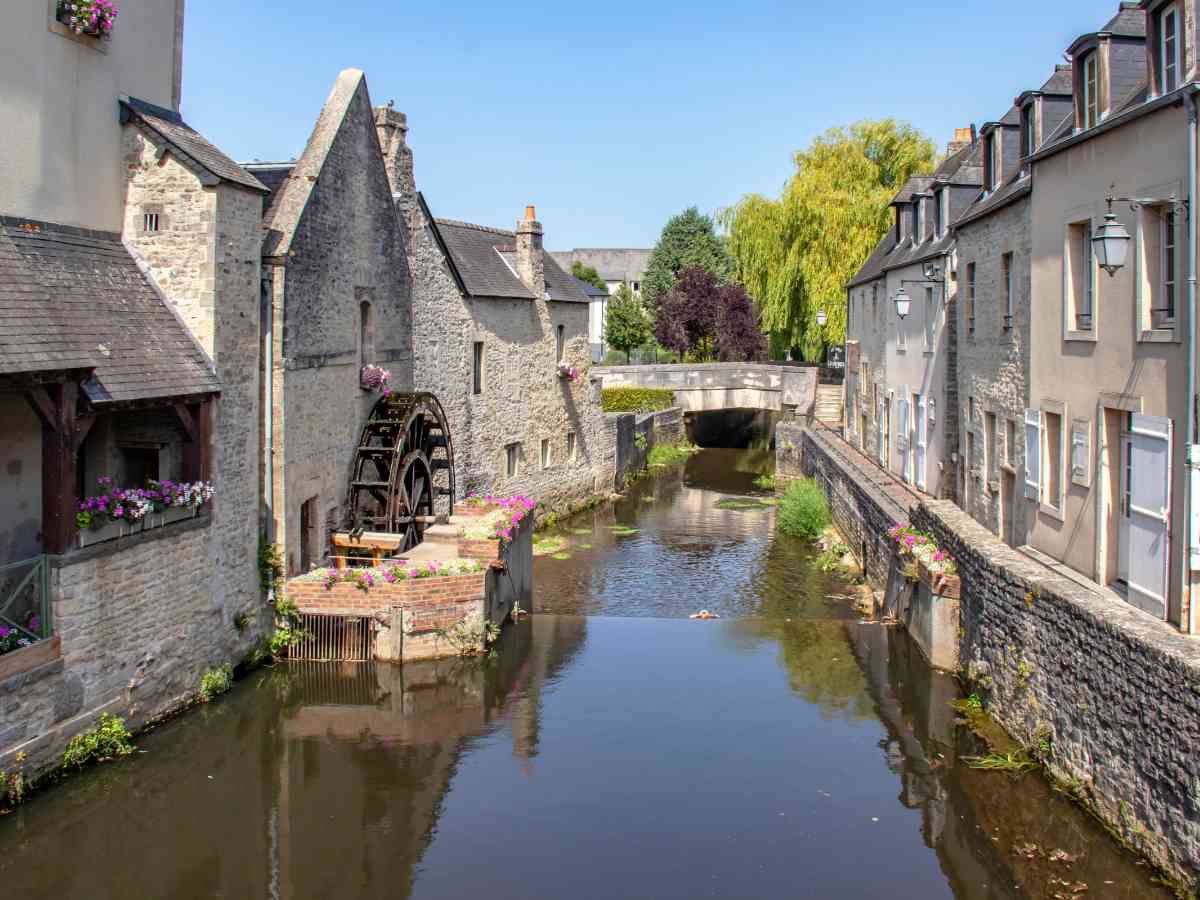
[0, 217, 219, 403]
[242, 163, 294, 210]
[1103, 4, 1147, 37]
[1042, 65, 1074, 95]
[433, 218, 589, 303]
[848, 141, 983, 288]
[573, 276, 609, 299]
[120, 97, 267, 194]
[954, 174, 1032, 230]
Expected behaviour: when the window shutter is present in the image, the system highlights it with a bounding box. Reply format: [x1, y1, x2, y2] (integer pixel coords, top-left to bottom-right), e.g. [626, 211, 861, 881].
[899, 388, 911, 481]
[1024, 409, 1041, 500]
[916, 395, 928, 491]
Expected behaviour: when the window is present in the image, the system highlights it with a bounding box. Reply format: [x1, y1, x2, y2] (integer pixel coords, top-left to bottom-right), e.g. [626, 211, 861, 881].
[966, 262, 976, 335]
[1068, 221, 1094, 332]
[1160, 4, 1180, 94]
[120, 446, 160, 485]
[359, 300, 374, 369]
[1002, 252, 1014, 331]
[1020, 103, 1034, 159]
[141, 207, 162, 233]
[541, 438, 551, 469]
[1160, 208, 1177, 326]
[1082, 53, 1099, 129]
[556, 324, 565, 363]
[984, 412, 996, 480]
[1044, 410, 1063, 510]
[1070, 418, 1091, 487]
[505, 443, 520, 478]
[923, 287, 935, 350]
[567, 431, 577, 461]
[472, 341, 483, 395]
[632, 281, 640, 292]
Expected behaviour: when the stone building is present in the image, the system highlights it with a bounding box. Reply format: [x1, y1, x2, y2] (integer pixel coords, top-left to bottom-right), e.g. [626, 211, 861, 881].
[1024, 2, 1196, 627]
[0, 0, 267, 775]
[243, 70, 415, 576]
[374, 109, 613, 512]
[844, 131, 982, 499]
[548, 248, 652, 360]
[953, 67, 1072, 547]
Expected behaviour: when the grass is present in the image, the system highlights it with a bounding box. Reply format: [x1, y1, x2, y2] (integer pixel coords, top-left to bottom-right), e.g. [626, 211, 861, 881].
[776, 477, 830, 540]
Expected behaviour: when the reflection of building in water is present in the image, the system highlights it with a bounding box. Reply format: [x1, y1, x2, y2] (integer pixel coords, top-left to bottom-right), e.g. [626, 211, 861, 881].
[270, 615, 587, 898]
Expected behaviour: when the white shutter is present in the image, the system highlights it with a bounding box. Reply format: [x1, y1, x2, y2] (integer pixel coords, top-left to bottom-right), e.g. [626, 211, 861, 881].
[1024, 409, 1041, 500]
[898, 387, 911, 482]
[1124, 414, 1172, 619]
[916, 395, 928, 491]
[877, 395, 885, 464]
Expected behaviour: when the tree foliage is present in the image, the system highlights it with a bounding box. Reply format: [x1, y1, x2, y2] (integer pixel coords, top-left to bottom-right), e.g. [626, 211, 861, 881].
[722, 119, 937, 358]
[571, 261, 607, 292]
[603, 282, 651, 363]
[654, 267, 765, 362]
[642, 207, 734, 309]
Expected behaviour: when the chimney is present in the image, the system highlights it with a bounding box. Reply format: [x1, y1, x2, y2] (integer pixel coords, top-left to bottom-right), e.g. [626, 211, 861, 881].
[374, 105, 415, 202]
[946, 126, 974, 156]
[515, 205, 544, 296]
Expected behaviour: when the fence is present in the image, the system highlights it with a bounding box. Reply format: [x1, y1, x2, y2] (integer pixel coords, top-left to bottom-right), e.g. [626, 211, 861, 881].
[285, 611, 376, 662]
[0, 555, 51, 641]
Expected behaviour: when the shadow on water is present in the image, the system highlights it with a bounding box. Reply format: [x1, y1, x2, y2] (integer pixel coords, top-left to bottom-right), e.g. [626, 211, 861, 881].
[686, 407, 779, 449]
[0, 450, 1170, 899]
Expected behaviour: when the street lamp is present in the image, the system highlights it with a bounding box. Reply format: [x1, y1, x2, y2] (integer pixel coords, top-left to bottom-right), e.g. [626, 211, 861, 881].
[816, 309, 827, 327]
[1092, 197, 1131, 277]
[893, 288, 912, 319]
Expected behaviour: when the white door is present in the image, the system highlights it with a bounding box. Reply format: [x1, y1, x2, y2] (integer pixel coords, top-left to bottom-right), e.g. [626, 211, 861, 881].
[1120, 413, 1172, 619]
[916, 395, 928, 491]
[898, 387, 910, 482]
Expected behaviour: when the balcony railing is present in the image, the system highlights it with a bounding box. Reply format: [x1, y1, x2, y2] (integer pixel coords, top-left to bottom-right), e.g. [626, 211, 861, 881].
[0, 555, 52, 643]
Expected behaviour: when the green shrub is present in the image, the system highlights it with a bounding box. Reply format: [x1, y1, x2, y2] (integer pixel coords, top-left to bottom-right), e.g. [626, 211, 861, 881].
[199, 664, 234, 702]
[63, 714, 134, 768]
[776, 477, 830, 540]
[602, 387, 676, 413]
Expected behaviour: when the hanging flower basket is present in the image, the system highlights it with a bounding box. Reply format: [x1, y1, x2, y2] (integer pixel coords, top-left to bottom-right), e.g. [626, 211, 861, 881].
[361, 364, 392, 395]
[557, 362, 580, 382]
[57, 0, 119, 38]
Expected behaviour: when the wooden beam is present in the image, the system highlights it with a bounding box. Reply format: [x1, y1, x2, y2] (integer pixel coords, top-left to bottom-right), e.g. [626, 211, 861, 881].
[181, 399, 211, 482]
[26, 387, 57, 431]
[41, 381, 79, 555]
[173, 403, 198, 441]
[73, 415, 96, 453]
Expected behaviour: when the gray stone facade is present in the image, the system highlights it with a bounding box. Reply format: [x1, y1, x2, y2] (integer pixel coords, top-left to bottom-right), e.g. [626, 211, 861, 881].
[954, 194, 1032, 547]
[262, 71, 415, 575]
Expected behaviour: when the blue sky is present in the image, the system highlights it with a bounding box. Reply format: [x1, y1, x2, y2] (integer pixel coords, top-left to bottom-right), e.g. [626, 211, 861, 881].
[183, 1, 1111, 249]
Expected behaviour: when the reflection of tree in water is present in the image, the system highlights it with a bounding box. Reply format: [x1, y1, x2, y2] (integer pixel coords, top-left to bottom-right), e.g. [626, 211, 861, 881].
[730, 617, 874, 720]
[739, 528, 860, 620]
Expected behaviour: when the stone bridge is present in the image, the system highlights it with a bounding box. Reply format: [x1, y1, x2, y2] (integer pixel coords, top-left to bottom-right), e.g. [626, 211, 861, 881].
[591, 363, 818, 418]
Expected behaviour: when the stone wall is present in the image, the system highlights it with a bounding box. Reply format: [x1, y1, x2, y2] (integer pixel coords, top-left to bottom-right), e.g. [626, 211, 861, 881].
[793, 423, 1200, 889]
[955, 196, 1032, 542]
[845, 278, 889, 456]
[610, 407, 685, 491]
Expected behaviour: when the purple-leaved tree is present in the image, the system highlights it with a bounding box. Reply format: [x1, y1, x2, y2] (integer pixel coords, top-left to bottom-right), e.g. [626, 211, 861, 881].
[654, 267, 766, 362]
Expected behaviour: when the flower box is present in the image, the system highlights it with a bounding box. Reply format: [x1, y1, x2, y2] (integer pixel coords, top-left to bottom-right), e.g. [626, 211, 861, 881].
[56, 0, 118, 39]
[78, 518, 141, 547]
[0, 636, 61, 682]
[918, 558, 961, 599]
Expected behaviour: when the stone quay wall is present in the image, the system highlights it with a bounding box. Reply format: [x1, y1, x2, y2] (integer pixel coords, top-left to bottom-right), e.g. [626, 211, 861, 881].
[610, 407, 685, 492]
[789, 422, 1200, 889]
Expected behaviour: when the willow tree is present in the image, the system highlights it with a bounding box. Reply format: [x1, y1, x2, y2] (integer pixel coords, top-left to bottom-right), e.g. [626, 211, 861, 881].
[722, 119, 937, 359]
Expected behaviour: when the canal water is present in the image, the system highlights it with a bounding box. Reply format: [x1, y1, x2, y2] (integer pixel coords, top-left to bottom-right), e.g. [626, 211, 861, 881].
[0, 448, 1170, 899]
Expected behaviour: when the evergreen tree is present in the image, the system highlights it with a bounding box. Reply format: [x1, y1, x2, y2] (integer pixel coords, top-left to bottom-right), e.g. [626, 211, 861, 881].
[642, 207, 734, 310]
[722, 119, 937, 358]
[603, 283, 651, 364]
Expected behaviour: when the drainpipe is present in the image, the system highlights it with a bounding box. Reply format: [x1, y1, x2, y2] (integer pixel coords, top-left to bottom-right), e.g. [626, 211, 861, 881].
[1185, 89, 1198, 633]
[261, 271, 275, 544]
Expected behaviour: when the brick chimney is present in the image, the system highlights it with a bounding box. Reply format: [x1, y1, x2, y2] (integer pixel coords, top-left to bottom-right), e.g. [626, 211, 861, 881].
[374, 105, 414, 202]
[946, 126, 974, 156]
[515, 205, 544, 296]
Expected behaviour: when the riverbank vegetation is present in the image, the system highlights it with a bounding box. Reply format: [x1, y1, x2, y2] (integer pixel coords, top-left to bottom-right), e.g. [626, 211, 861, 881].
[776, 477, 830, 539]
[646, 441, 699, 467]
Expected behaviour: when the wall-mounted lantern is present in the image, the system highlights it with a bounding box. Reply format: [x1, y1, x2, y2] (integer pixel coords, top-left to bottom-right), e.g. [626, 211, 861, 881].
[893, 289, 912, 319]
[1092, 198, 1131, 277]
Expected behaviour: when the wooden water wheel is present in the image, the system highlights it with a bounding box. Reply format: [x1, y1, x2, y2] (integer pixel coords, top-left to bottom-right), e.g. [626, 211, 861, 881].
[346, 392, 455, 552]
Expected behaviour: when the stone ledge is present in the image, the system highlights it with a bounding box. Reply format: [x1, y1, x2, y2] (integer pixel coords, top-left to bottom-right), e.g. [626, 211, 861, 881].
[0, 638, 63, 691]
[51, 514, 211, 568]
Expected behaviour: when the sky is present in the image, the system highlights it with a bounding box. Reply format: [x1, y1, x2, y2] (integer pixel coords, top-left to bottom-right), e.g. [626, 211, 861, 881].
[183, 1, 1113, 250]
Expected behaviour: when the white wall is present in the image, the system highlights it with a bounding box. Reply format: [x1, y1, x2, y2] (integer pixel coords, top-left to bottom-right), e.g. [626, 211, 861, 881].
[0, 0, 184, 231]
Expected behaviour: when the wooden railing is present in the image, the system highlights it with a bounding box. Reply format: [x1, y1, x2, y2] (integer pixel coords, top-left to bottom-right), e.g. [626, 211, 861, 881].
[0, 555, 51, 641]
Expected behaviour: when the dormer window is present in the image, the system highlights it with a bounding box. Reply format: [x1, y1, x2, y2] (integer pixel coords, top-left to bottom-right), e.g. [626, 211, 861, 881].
[982, 133, 995, 192]
[934, 190, 946, 239]
[990, 133, 1002, 190]
[915, 199, 925, 243]
[1020, 103, 1034, 159]
[1159, 3, 1181, 94]
[895, 207, 903, 243]
[1081, 52, 1099, 129]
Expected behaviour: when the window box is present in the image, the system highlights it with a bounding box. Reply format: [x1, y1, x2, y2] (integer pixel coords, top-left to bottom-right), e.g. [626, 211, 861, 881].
[54, 0, 118, 39]
[0, 636, 61, 684]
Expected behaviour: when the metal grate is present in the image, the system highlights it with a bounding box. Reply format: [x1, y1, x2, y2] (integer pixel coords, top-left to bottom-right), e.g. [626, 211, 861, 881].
[286, 612, 375, 662]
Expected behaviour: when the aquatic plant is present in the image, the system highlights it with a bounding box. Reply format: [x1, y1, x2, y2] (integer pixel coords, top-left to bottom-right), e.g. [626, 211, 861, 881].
[752, 472, 776, 490]
[198, 664, 234, 702]
[533, 536, 567, 556]
[646, 442, 698, 467]
[0, 752, 27, 809]
[776, 477, 830, 540]
[63, 714, 134, 768]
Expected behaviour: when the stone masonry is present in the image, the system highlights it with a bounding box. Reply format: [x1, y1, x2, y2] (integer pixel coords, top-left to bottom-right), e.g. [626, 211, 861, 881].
[955, 195, 1032, 545]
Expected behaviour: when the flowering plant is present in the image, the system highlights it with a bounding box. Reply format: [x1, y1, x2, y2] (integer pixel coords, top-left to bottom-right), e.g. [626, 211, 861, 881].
[0, 612, 40, 657]
[321, 558, 485, 592]
[486, 496, 535, 542]
[75, 476, 214, 529]
[56, 0, 118, 37]
[888, 523, 957, 576]
[361, 364, 392, 395]
[556, 362, 580, 382]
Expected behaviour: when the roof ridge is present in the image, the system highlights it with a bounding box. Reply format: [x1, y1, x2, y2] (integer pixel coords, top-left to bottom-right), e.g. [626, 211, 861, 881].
[434, 218, 515, 237]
